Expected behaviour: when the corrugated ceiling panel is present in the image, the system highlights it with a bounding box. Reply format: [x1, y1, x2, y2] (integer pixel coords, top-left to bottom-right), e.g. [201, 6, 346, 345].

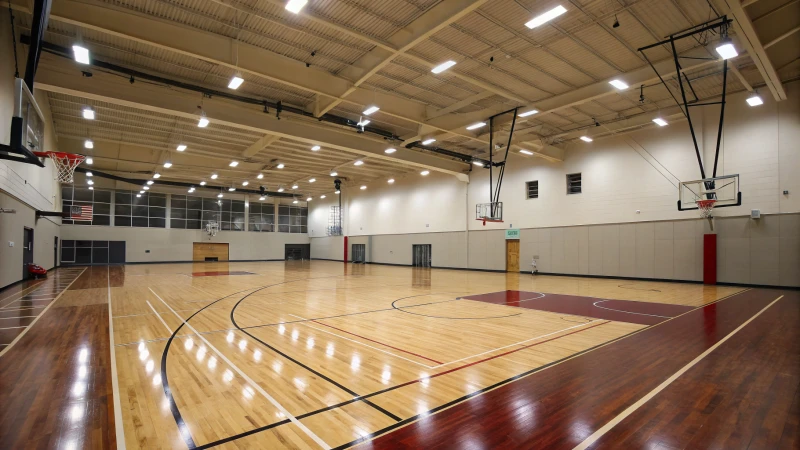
[520, 46, 596, 87]
[572, 24, 643, 72]
[545, 36, 618, 80]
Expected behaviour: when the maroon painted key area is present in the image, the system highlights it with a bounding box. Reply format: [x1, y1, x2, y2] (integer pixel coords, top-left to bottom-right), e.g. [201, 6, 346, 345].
[461, 290, 695, 325]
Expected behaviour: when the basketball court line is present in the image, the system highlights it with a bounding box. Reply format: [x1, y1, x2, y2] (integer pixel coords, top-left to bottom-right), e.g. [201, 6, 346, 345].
[572, 294, 785, 450]
[592, 300, 672, 318]
[0, 281, 46, 307]
[107, 269, 127, 450]
[149, 288, 332, 450]
[0, 268, 86, 358]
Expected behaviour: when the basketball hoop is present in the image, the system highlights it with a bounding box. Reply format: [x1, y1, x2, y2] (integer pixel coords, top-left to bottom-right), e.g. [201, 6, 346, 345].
[205, 221, 219, 237]
[34, 151, 85, 183]
[696, 199, 716, 219]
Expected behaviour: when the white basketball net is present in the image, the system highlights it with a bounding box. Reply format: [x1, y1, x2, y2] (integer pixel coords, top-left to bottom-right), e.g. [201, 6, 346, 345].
[205, 220, 219, 236]
[50, 152, 85, 183]
[697, 199, 716, 219]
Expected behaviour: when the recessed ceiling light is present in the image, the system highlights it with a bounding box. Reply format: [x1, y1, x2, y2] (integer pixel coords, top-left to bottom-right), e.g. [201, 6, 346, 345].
[388, 178, 395, 184]
[360, 185, 367, 190]
[609, 79, 629, 90]
[335, 190, 340, 194]
[200, 181, 206, 186]
[363, 106, 380, 115]
[256, 173, 264, 179]
[715, 38, 738, 60]
[211, 174, 218, 179]
[146, 180, 154, 185]
[354, 160, 364, 166]
[143, 186, 150, 190]
[473, 160, 485, 166]
[242, 181, 249, 186]
[652, 118, 668, 127]
[228, 187, 236, 191]
[197, 115, 209, 128]
[228, 75, 244, 90]
[309, 178, 316, 183]
[580, 136, 593, 142]
[153, 173, 161, 179]
[420, 170, 430, 176]
[136, 193, 141, 197]
[278, 187, 284, 192]
[431, 60, 456, 74]
[72, 45, 90, 64]
[229, 161, 239, 167]
[311, 145, 321, 151]
[218, 193, 223, 198]
[525, 5, 567, 29]
[86, 157, 93, 165]
[86, 171, 93, 177]
[176, 144, 187, 152]
[88, 186, 94, 190]
[330, 171, 338, 176]
[292, 185, 298, 189]
[285, 0, 308, 14]
[306, 197, 312, 201]
[82, 108, 95, 120]
[320, 195, 326, 199]
[385, 148, 396, 154]
[84, 140, 93, 149]
[466, 122, 486, 130]
[163, 161, 173, 168]
[519, 150, 533, 155]
[87, 180, 94, 185]
[519, 109, 539, 117]
[139, 190, 144, 194]
[259, 196, 266, 201]
[746, 95, 763, 106]
[421, 138, 436, 145]
[277, 163, 284, 169]
[293, 199, 299, 204]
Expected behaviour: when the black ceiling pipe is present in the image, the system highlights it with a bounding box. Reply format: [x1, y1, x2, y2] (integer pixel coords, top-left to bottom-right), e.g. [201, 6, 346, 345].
[23, 0, 52, 90]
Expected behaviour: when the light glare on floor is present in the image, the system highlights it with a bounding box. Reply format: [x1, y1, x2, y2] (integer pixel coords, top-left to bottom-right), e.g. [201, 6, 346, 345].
[525, 5, 567, 29]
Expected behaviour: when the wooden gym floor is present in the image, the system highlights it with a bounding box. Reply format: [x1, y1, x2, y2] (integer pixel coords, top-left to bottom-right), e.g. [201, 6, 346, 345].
[0, 261, 797, 449]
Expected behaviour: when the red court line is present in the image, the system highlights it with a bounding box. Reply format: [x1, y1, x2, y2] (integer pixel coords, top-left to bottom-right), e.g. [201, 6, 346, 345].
[311, 319, 444, 365]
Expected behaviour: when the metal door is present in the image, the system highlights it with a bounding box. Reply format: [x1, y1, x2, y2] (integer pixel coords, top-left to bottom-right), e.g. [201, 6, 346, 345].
[412, 244, 431, 267]
[352, 244, 366, 263]
[23, 227, 34, 279]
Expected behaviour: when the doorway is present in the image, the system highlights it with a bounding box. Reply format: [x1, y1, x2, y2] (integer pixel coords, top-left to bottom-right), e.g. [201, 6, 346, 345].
[285, 244, 310, 261]
[412, 244, 431, 267]
[506, 239, 520, 272]
[351, 244, 366, 263]
[23, 227, 34, 280]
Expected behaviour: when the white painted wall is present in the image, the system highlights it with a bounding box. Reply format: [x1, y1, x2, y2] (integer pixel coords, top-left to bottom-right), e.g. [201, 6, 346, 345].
[0, 192, 61, 288]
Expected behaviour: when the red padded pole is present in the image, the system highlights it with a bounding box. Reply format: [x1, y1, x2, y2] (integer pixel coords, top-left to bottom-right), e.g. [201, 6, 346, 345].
[343, 236, 348, 263]
[703, 234, 717, 285]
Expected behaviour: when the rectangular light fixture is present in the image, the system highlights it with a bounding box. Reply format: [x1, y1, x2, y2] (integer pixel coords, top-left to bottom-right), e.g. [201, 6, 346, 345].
[153, 173, 161, 179]
[84, 140, 94, 149]
[72, 45, 90, 64]
[746, 95, 763, 106]
[257, 173, 264, 179]
[579, 136, 593, 142]
[466, 122, 486, 130]
[211, 174, 218, 179]
[420, 170, 430, 176]
[311, 145, 321, 151]
[277, 163, 284, 169]
[229, 161, 239, 167]
[385, 148, 396, 154]
[363, 106, 380, 115]
[163, 162, 173, 168]
[200, 181, 207, 185]
[354, 160, 364, 166]
[242, 181, 249, 186]
[716, 41, 738, 60]
[176, 144, 187, 151]
[82, 108, 95, 120]
[519, 109, 538, 117]
[422, 138, 436, 145]
[285, 0, 308, 14]
[228, 76, 244, 90]
[197, 116, 209, 128]
[431, 60, 456, 74]
[609, 79, 629, 90]
[357, 119, 370, 126]
[652, 118, 668, 127]
[525, 5, 567, 29]
[519, 149, 534, 155]
[86, 157, 93, 165]
[473, 161, 485, 166]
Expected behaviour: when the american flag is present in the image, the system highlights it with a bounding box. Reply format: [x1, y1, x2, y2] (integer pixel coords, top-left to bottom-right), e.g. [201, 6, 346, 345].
[71, 205, 93, 221]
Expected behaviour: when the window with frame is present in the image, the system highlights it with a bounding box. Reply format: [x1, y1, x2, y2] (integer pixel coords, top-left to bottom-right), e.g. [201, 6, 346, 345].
[201, 197, 245, 231]
[526, 181, 539, 199]
[566, 173, 582, 195]
[61, 186, 112, 226]
[278, 205, 307, 233]
[114, 191, 167, 227]
[249, 202, 275, 232]
[170, 195, 203, 229]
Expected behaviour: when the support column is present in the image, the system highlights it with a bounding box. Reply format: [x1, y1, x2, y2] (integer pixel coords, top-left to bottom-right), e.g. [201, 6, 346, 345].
[343, 236, 348, 263]
[703, 234, 717, 285]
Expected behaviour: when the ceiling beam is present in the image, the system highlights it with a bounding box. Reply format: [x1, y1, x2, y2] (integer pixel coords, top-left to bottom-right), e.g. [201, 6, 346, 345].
[34, 55, 469, 179]
[315, 0, 493, 117]
[715, 0, 787, 100]
[242, 134, 280, 158]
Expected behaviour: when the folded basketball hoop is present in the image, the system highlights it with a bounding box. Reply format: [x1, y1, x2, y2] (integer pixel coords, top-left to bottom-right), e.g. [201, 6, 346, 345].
[34, 151, 85, 183]
[696, 199, 716, 219]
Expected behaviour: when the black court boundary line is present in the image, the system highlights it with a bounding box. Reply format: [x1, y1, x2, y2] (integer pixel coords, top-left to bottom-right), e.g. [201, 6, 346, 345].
[229, 290, 403, 423]
[160, 275, 346, 449]
[173, 286, 748, 449]
[391, 294, 523, 320]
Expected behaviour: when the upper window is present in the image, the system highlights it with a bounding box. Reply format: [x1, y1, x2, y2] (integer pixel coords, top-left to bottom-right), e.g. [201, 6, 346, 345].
[114, 191, 167, 227]
[567, 173, 582, 195]
[249, 202, 275, 232]
[201, 198, 245, 231]
[526, 181, 539, 199]
[61, 186, 112, 226]
[278, 205, 307, 233]
[170, 195, 203, 230]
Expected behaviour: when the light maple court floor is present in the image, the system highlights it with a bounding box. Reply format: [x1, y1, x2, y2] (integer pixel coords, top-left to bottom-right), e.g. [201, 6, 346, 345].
[0, 261, 797, 450]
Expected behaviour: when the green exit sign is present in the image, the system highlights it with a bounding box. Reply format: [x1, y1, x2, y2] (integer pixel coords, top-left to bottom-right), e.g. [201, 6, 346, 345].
[505, 229, 520, 239]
